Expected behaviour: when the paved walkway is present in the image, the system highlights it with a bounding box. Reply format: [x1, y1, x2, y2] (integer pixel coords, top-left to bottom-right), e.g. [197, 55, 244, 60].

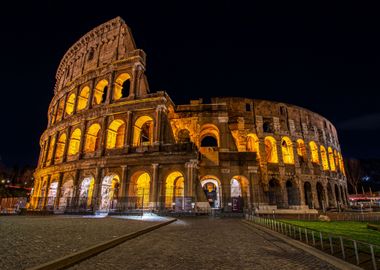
[70, 217, 337, 270]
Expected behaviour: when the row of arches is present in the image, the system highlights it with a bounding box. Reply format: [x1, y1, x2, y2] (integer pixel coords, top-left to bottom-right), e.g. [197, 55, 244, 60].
[51, 73, 132, 125]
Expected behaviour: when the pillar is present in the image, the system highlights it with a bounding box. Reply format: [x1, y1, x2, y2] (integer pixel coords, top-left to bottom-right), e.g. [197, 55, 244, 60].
[54, 173, 64, 210]
[150, 163, 159, 208]
[154, 105, 165, 145]
[124, 111, 133, 148]
[42, 175, 51, 209]
[62, 126, 72, 162]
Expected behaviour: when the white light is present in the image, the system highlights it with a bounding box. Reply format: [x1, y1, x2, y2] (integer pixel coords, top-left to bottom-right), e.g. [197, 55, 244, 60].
[1, 180, 5, 183]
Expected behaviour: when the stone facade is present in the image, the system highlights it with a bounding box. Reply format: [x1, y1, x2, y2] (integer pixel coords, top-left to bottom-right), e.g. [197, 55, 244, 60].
[30, 17, 348, 213]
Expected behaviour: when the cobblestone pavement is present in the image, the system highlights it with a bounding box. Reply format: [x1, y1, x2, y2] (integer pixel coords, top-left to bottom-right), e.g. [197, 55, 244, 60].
[71, 217, 337, 270]
[0, 215, 164, 269]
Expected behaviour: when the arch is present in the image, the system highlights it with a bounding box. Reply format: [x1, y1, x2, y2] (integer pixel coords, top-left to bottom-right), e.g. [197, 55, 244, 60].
[201, 176, 221, 208]
[46, 136, 56, 163]
[59, 179, 73, 210]
[46, 181, 59, 207]
[334, 150, 339, 171]
[106, 120, 125, 149]
[84, 124, 101, 152]
[113, 73, 131, 100]
[268, 178, 282, 207]
[76, 86, 90, 111]
[93, 79, 109, 105]
[296, 139, 307, 162]
[133, 116, 154, 146]
[56, 98, 65, 122]
[338, 152, 345, 175]
[328, 147, 336, 171]
[281, 137, 294, 164]
[327, 183, 335, 207]
[55, 133, 67, 160]
[199, 124, 220, 147]
[68, 128, 81, 155]
[286, 180, 300, 206]
[177, 129, 191, 143]
[309, 141, 319, 164]
[201, 136, 217, 147]
[231, 175, 250, 211]
[99, 175, 120, 211]
[316, 182, 325, 210]
[165, 171, 185, 209]
[133, 172, 151, 208]
[264, 136, 278, 163]
[247, 133, 260, 159]
[320, 146, 329, 171]
[65, 93, 76, 115]
[79, 176, 95, 209]
[230, 178, 242, 197]
[304, 181, 313, 209]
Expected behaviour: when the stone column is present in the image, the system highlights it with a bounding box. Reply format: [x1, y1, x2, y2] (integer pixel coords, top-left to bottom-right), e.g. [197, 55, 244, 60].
[42, 136, 51, 167]
[86, 79, 95, 110]
[54, 173, 64, 210]
[150, 163, 159, 208]
[50, 133, 59, 165]
[154, 105, 165, 145]
[98, 116, 108, 156]
[78, 121, 87, 159]
[71, 170, 81, 210]
[124, 111, 133, 148]
[92, 167, 103, 211]
[42, 175, 51, 209]
[62, 126, 72, 162]
[105, 72, 114, 105]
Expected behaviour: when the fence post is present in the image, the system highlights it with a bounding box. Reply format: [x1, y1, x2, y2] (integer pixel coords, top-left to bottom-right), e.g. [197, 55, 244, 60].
[305, 228, 308, 244]
[299, 227, 302, 241]
[353, 240, 359, 265]
[329, 235, 334, 254]
[370, 245, 377, 270]
[339, 236, 345, 260]
[320, 232, 324, 249]
[312, 231, 315, 246]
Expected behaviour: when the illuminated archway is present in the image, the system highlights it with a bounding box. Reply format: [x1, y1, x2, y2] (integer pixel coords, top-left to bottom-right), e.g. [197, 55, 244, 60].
[281, 137, 294, 164]
[113, 73, 131, 100]
[46, 181, 58, 207]
[165, 171, 185, 209]
[55, 133, 66, 160]
[46, 136, 56, 164]
[68, 128, 81, 155]
[201, 176, 221, 208]
[59, 179, 73, 210]
[79, 177, 95, 209]
[85, 124, 101, 152]
[65, 93, 76, 115]
[106, 120, 125, 149]
[296, 139, 307, 162]
[130, 172, 151, 208]
[338, 152, 345, 175]
[76, 86, 90, 111]
[328, 147, 336, 171]
[334, 150, 339, 171]
[93, 79, 108, 105]
[56, 98, 65, 121]
[309, 141, 319, 164]
[133, 116, 154, 146]
[264, 136, 278, 163]
[320, 146, 329, 170]
[247, 133, 260, 160]
[99, 175, 120, 211]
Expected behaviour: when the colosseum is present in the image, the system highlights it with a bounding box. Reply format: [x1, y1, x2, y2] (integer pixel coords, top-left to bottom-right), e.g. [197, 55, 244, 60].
[30, 17, 348, 214]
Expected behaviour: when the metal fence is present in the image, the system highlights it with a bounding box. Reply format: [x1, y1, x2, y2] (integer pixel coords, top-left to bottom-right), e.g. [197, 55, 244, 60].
[245, 214, 380, 270]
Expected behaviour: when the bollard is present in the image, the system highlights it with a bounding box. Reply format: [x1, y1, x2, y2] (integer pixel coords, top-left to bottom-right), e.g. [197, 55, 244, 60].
[353, 240, 359, 265]
[370, 245, 377, 270]
[329, 235, 334, 254]
[339, 236, 345, 260]
[299, 227, 302, 241]
[320, 232, 324, 249]
[305, 228, 308, 244]
[311, 231, 315, 246]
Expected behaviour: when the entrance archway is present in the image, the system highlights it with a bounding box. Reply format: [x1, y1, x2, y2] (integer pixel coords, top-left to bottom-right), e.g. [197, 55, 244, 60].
[99, 175, 120, 211]
[316, 182, 325, 210]
[327, 183, 334, 207]
[335, 184, 341, 206]
[268, 179, 282, 207]
[230, 178, 243, 212]
[201, 177, 221, 208]
[132, 172, 150, 209]
[59, 180, 73, 210]
[46, 181, 58, 208]
[304, 182, 313, 209]
[286, 180, 299, 206]
[165, 171, 185, 210]
[79, 177, 95, 209]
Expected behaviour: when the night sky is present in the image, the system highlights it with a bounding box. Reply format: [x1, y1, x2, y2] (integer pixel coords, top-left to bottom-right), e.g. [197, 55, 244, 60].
[0, 1, 379, 167]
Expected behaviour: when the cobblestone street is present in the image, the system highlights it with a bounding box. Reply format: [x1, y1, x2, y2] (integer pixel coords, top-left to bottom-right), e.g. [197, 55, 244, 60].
[70, 217, 337, 270]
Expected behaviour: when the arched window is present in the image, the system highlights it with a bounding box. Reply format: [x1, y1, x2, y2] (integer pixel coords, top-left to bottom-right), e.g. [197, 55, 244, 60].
[328, 147, 336, 171]
[93, 79, 109, 105]
[309, 141, 319, 164]
[65, 93, 76, 115]
[201, 136, 218, 147]
[68, 128, 81, 155]
[320, 146, 329, 170]
[84, 124, 101, 152]
[133, 116, 154, 146]
[281, 137, 294, 164]
[177, 129, 191, 143]
[338, 152, 345, 175]
[334, 150, 339, 170]
[165, 171, 185, 208]
[56, 98, 65, 122]
[199, 124, 220, 148]
[106, 120, 125, 149]
[296, 139, 307, 161]
[264, 136, 278, 163]
[247, 134, 260, 159]
[113, 73, 131, 101]
[135, 172, 150, 208]
[77, 86, 90, 111]
[55, 133, 67, 160]
[46, 136, 56, 163]
[79, 177, 95, 208]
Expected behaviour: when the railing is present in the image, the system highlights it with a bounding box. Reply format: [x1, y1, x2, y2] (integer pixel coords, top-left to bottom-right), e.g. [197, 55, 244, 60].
[245, 214, 380, 270]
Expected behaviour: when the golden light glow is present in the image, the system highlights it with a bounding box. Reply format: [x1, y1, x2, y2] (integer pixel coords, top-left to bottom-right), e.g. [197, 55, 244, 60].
[93, 79, 108, 105]
[281, 136, 294, 164]
[309, 141, 319, 164]
[79, 177, 94, 207]
[296, 139, 307, 161]
[65, 93, 76, 115]
[165, 171, 184, 208]
[46, 136, 56, 163]
[133, 116, 153, 146]
[320, 146, 329, 170]
[85, 124, 101, 152]
[338, 152, 345, 175]
[56, 98, 65, 121]
[106, 120, 125, 149]
[247, 133, 260, 159]
[113, 73, 130, 101]
[334, 150, 339, 170]
[100, 175, 120, 210]
[328, 147, 336, 171]
[136, 172, 150, 208]
[55, 133, 67, 160]
[68, 128, 81, 155]
[264, 136, 278, 163]
[76, 86, 90, 111]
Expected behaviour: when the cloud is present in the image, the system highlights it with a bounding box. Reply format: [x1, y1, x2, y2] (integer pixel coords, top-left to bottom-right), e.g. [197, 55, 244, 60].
[337, 113, 380, 130]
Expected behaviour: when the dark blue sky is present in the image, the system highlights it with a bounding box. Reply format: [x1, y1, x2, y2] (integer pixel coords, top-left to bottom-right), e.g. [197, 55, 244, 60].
[0, 1, 379, 167]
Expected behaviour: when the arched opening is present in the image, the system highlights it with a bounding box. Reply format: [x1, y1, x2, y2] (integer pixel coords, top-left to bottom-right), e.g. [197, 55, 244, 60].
[56, 98, 65, 122]
[65, 93, 76, 115]
[264, 136, 278, 163]
[79, 177, 95, 209]
[135, 172, 150, 209]
[320, 146, 329, 170]
[46, 136, 56, 164]
[340, 185, 346, 205]
[59, 179, 73, 210]
[199, 124, 220, 148]
[296, 139, 307, 163]
[46, 181, 58, 208]
[334, 150, 339, 171]
[201, 177, 221, 209]
[230, 178, 243, 212]
[55, 133, 66, 160]
[99, 175, 120, 211]
[76, 86, 90, 111]
[309, 141, 319, 164]
[338, 153, 345, 175]
[133, 116, 154, 146]
[68, 128, 81, 155]
[177, 129, 191, 143]
[84, 124, 101, 152]
[286, 180, 299, 206]
[281, 137, 294, 164]
[93, 79, 109, 105]
[304, 182, 313, 209]
[328, 147, 336, 171]
[268, 178, 282, 207]
[247, 134, 260, 160]
[327, 183, 335, 207]
[316, 182, 325, 210]
[201, 136, 217, 147]
[106, 120, 125, 149]
[113, 73, 131, 100]
[165, 171, 185, 210]
[263, 121, 272, 133]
